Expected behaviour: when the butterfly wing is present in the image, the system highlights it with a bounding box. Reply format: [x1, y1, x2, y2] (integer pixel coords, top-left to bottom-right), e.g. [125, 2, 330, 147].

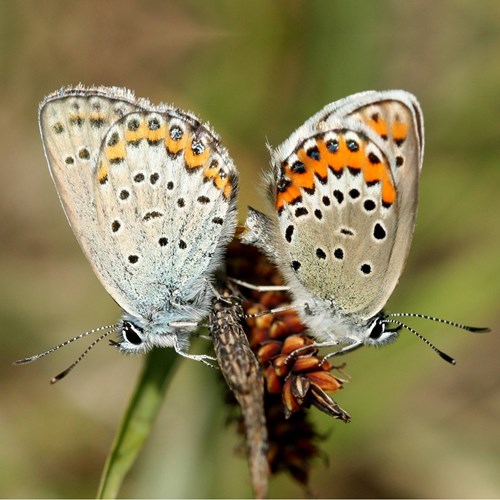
[40, 87, 238, 319]
[244, 90, 423, 320]
[92, 108, 238, 318]
[39, 86, 142, 272]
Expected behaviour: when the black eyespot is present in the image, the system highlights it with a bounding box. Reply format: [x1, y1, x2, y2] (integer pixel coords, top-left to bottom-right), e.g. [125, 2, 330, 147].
[368, 152, 381, 164]
[334, 248, 344, 260]
[326, 139, 339, 153]
[134, 173, 145, 183]
[316, 248, 326, 259]
[128, 119, 140, 131]
[285, 225, 294, 243]
[307, 146, 320, 160]
[191, 139, 205, 155]
[364, 199, 376, 211]
[291, 161, 306, 174]
[360, 263, 372, 275]
[159, 237, 168, 246]
[65, 156, 74, 164]
[277, 177, 291, 192]
[78, 148, 90, 160]
[349, 188, 360, 199]
[322, 196, 331, 206]
[333, 190, 344, 204]
[107, 132, 120, 147]
[346, 139, 359, 152]
[170, 126, 183, 141]
[373, 223, 386, 240]
[111, 220, 120, 233]
[148, 118, 160, 130]
[128, 255, 139, 264]
[179, 240, 187, 249]
[120, 190, 130, 200]
[150, 173, 159, 184]
[396, 156, 404, 167]
[90, 116, 104, 128]
[314, 209, 323, 220]
[295, 207, 308, 217]
[143, 211, 163, 221]
[177, 198, 185, 208]
[291, 260, 301, 271]
[70, 115, 84, 127]
[167, 181, 174, 190]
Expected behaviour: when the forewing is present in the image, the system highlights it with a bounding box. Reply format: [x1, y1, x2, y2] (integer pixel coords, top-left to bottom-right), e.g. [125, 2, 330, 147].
[39, 86, 142, 278]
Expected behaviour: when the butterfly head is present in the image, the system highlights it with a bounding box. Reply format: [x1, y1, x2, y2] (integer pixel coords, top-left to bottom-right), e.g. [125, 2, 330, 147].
[300, 300, 400, 346]
[112, 312, 194, 355]
[362, 313, 401, 346]
[111, 319, 152, 355]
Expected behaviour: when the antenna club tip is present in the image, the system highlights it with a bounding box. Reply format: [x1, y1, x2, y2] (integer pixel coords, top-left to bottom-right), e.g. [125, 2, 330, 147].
[50, 374, 64, 384]
[468, 326, 491, 333]
[439, 351, 456, 365]
[13, 357, 35, 365]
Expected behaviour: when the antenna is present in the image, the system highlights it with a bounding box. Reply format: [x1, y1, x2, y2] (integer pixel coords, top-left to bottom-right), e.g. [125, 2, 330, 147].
[387, 313, 490, 333]
[50, 329, 114, 384]
[383, 318, 456, 364]
[14, 324, 117, 383]
[14, 324, 117, 364]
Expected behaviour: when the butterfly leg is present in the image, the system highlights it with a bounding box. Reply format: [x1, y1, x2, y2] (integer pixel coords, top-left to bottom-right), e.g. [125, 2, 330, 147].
[244, 304, 298, 320]
[319, 341, 364, 364]
[285, 339, 365, 365]
[284, 340, 341, 364]
[228, 277, 290, 292]
[173, 336, 218, 367]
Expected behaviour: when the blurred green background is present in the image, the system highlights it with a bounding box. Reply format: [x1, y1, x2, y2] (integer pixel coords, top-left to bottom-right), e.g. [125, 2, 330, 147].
[1, 0, 499, 497]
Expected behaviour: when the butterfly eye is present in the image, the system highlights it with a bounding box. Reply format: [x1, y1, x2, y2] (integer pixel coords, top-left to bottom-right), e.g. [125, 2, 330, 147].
[122, 321, 143, 346]
[366, 318, 400, 346]
[368, 320, 385, 340]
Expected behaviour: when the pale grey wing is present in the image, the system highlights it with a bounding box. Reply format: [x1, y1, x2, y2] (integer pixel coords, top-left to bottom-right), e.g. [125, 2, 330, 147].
[273, 90, 422, 161]
[92, 110, 238, 318]
[342, 92, 424, 316]
[39, 87, 142, 276]
[268, 92, 423, 319]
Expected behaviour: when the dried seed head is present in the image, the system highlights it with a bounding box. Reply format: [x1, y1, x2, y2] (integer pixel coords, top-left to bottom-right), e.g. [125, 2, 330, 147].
[220, 241, 352, 486]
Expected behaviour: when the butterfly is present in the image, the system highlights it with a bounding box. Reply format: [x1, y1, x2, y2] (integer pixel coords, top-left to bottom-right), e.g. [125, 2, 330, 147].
[241, 90, 489, 362]
[17, 85, 238, 380]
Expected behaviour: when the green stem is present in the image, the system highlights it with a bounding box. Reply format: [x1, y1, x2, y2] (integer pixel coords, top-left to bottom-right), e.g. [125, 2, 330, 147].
[96, 348, 178, 499]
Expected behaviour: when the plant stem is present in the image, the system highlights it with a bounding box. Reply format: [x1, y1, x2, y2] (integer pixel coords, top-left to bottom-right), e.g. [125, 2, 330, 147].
[96, 348, 178, 499]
